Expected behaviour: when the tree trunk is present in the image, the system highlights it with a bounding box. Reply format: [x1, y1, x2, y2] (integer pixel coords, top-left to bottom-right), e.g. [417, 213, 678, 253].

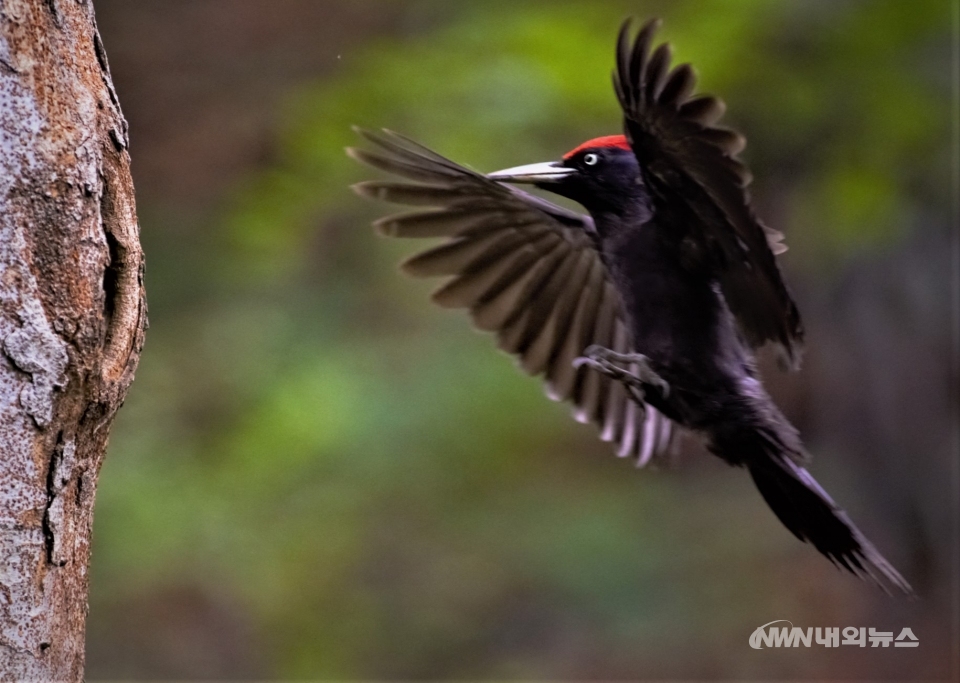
[0, 0, 145, 680]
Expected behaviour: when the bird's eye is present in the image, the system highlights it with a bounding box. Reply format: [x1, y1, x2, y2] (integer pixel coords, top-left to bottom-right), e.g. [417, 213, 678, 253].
[583, 153, 599, 166]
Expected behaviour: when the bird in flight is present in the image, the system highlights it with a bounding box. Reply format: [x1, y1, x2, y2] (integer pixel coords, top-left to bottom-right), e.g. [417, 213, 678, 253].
[349, 18, 911, 594]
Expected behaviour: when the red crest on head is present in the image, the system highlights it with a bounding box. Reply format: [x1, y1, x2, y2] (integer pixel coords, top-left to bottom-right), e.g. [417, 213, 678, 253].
[562, 135, 631, 159]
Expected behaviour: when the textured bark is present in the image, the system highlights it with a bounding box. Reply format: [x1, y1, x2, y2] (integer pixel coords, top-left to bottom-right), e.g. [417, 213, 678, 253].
[0, 0, 145, 680]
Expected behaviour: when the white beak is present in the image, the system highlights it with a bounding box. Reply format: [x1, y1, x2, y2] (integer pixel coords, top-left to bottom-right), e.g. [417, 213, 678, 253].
[487, 161, 574, 184]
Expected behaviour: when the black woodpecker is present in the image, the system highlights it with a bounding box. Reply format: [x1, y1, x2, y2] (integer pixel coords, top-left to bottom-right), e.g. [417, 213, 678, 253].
[349, 18, 912, 594]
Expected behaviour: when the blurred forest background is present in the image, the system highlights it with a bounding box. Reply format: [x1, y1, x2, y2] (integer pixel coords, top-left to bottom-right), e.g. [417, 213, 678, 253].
[87, 0, 956, 679]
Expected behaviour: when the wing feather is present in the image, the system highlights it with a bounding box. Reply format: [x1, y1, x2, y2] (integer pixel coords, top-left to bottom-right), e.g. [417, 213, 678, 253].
[613, 19, 804, 368]
[352, 128, 680, 464]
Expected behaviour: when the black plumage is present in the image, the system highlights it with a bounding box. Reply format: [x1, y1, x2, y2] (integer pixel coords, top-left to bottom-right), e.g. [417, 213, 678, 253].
[350, 131, 675, 465]
[349, 18, 911, 594]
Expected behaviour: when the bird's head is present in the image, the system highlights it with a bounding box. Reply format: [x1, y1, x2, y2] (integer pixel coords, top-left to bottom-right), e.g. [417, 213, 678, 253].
[488, 135, 642, 216]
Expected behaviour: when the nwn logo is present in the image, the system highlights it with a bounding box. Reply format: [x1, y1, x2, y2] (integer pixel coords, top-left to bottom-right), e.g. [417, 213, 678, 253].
[749, 621, 813, 649]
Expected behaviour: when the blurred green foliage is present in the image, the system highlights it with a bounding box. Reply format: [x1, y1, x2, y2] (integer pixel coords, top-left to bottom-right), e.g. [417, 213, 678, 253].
[91, 1, 953, 678]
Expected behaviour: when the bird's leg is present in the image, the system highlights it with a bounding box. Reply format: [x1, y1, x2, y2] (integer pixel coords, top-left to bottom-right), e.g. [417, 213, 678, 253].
[573, 344, 670, 401]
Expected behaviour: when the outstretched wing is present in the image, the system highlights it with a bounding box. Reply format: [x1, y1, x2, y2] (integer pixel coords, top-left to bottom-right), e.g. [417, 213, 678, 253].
[349, 128, 676, 465]
[613, 19, 804, 368]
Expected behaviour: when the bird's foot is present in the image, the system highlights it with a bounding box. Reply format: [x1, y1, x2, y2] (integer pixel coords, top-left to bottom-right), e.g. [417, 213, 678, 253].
[573, 345, 670, 400]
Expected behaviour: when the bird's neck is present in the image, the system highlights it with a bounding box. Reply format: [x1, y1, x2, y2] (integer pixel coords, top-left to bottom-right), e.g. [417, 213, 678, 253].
[589, 194, 654, 242]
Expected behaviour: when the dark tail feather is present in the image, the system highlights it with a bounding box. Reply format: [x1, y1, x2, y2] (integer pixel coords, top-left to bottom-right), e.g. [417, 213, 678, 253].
[747, 457, 913, 596]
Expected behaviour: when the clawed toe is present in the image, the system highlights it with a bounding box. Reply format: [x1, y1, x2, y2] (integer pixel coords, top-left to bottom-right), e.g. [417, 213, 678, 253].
[572, 356, 607, 373]
[573, 345, 670, 400]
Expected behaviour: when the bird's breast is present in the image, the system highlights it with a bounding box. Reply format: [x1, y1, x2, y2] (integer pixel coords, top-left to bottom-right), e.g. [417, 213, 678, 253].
[601, 222, 737, 382]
